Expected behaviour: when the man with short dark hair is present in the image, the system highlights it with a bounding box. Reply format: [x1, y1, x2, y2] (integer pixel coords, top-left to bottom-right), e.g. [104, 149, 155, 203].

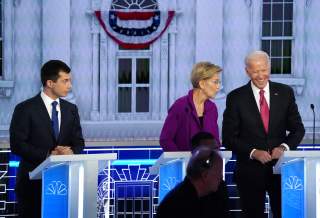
[157, 145, 228, 218]
[191, 131, 219, 150]
[10, 60, 85, 218]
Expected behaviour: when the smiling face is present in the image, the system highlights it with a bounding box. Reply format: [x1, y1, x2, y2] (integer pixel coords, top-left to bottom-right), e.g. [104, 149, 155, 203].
[246, 55, 270, 89]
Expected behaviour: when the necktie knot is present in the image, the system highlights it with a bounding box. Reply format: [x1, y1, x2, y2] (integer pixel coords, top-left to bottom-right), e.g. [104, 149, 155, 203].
[259, 89, 265, 96]
[52, 101, 58, 108]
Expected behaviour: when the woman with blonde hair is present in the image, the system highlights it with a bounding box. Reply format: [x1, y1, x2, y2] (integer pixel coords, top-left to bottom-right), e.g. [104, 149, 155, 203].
[160, 61, 222, 151]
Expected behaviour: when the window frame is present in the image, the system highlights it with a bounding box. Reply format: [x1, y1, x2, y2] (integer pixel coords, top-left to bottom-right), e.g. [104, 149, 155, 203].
[116, 49, 152, 120]
[261, 0, 294, 75]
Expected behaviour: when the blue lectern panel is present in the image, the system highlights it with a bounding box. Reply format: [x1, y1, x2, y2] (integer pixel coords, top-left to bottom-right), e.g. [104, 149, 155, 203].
[317, 162, 320, 218]
[42, 164, 69, 218]
[282, 159, 305, 218]
[159, 160, 183, 202]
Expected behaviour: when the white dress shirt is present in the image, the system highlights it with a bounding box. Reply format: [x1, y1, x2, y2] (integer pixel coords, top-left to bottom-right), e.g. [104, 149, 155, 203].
[41, 91, 61, 130]
[251, 81, 270, 111]
[249, 82, 289, 159]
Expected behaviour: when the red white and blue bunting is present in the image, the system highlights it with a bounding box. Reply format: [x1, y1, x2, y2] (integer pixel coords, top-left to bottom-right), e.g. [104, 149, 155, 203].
[95, 10, 175, 49]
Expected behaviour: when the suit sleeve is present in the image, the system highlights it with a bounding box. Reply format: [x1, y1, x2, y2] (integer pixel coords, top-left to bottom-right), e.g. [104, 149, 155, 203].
[159, 104, 179, 151]
[283, 87, 305, 149]
[70, 105, 85, 154]
[222, 93, 256, 158]
[211, 103, 221, 146]
[10, 104, 48, 163]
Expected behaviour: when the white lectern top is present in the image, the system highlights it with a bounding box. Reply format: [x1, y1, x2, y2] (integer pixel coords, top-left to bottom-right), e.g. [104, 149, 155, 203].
[30, 153, 117, 180]
[273, 150, 320, 174]
[150, 151, 232, 174]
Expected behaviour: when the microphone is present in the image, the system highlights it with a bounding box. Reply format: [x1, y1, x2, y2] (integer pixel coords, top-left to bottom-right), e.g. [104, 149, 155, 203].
[310, 104, 315, 148]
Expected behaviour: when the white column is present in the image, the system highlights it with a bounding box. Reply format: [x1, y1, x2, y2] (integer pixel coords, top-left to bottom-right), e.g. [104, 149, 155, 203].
[293, 0, 306, 79]
[168, 0, 177, 107]
[249, 0, 262, 50]
[42, 0, 71, 64]
[160, 34, 169, 119]
[222, 0, 251, 93]
[152, 38, 161, 120]
[90, 0, 101, 121]
[195, 0, 225, 98]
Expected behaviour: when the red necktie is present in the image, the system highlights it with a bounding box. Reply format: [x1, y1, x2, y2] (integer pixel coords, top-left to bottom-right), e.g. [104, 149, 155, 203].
[259, 89, 269, 133]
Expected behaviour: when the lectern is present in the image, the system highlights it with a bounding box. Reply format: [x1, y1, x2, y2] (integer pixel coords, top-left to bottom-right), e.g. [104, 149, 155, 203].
[150, 151, 232, 202]
[273, 151, 320, 218]
[29, 153, 117, 218]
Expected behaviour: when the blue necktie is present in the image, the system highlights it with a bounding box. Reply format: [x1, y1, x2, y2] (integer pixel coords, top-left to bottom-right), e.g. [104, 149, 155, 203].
[51, 101, 59, 140]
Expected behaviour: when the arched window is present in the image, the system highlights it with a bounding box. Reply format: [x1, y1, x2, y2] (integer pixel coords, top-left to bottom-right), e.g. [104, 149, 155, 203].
[111, 0, 158, 10]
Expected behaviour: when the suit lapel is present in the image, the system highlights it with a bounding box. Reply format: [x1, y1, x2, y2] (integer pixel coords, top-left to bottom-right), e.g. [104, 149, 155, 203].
[246, 83, 266, 134]
[268, 81, 280, 134]
[58, 100, 67, 142]
[35, 94, 57, 143]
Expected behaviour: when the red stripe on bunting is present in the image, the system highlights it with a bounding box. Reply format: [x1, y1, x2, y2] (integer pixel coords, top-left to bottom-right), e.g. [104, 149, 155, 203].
[115, 11, 156, 20]
[95, 10, 175, 49]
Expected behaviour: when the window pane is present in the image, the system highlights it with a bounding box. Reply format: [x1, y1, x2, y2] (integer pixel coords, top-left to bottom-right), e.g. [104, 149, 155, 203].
[272, 4, 283, 21]
[262, 22, 271, 37]
[262, 40, 271, 54]
[283, 40, 292, 57]
[282, 58, 291, 74]
[119, 59, 132, 84]
[263, 4, 271, 20]
[136, 87, 149, 112]
[118, 87, 132, 112]
[0, 59, 2, 78]
[143, 199, 149, 211]
[135, 200, 141, 211]
[271, 58, 282, 74]
[136, 59, 149, 84]
[263, 0, 271, 2]
[283, 22, 292, 36]
[284, 3, 293, 20]
[272, 22, 283, 36]
[126, 200, 133, 212]
[118, 199, 125, 212]
[271, 40, 282, 57]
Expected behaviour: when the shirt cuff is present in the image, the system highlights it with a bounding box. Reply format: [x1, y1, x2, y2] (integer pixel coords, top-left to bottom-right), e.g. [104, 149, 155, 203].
[280, 143, 290, 151]
[249, 149, 256, 159]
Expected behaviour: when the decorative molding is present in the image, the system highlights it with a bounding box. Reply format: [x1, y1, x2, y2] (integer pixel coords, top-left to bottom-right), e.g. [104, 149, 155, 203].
[244, 0, 252, 7]
[0, 81, 14, 97]
[1, 0, 15, 98]
[306, 0, 312, 7]
[270, 77, 305, 95]
[13, 0, 21, 7]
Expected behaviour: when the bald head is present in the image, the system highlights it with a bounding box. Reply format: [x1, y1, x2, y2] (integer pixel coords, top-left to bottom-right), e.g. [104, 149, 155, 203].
[187, 146, 222, 180]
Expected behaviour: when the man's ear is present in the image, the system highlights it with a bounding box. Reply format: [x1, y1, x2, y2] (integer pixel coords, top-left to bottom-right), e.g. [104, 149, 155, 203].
[46, 80, 54, 88]
[245, 67, 250, 76]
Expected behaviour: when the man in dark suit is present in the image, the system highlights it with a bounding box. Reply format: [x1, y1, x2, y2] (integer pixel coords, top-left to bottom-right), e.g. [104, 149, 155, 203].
[157, 146, 224, 218]
[10, 60, 85, 218]
[222, 51, 305, 218]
